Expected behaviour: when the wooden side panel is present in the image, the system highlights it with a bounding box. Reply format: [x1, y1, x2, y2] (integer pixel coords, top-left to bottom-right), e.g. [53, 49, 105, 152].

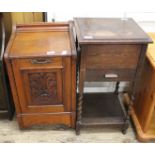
[23, 13, 34, 23]
[11, 12, 43, 24]
[133, 58, 155, 132]
[62, 57, 72, 111]
[2, 12, 43, 42]
[33, 13, 43, 22]
[11, 12, 24, 24]
[4, 27, 22, 115]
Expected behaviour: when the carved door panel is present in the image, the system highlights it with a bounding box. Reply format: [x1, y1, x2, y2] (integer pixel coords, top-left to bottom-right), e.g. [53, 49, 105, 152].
[22, 69, 62, 106]
[12, 58, 71, 113]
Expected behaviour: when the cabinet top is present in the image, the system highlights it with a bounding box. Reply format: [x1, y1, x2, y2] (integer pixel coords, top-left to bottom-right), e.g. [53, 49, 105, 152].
[74, 18, 152, 44]
[6, 22, 76, 58]
[147, 33, 155, 69]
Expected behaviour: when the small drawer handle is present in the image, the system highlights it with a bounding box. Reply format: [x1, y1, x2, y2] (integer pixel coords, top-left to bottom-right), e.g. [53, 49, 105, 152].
[40, 93, 49, 97]
[31, 59, 51, 64]
[104, 73, 118, 78]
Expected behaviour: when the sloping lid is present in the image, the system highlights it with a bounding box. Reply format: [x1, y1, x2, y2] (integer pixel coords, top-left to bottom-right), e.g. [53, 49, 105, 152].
[9, 23, 72, 58]
[74, 18, 152, 44]
[147, 33, 155, 69]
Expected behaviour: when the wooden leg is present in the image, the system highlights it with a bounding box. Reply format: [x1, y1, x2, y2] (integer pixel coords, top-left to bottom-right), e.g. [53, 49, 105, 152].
[122, 115, 130, 134]
[76, 120, 81, 135]
[76, 86, 84, 135]
[76, 94, 83, 135]
[115, 81, 130, 134]
[114, 81, 120, 95]
[76, 69, 85, 135]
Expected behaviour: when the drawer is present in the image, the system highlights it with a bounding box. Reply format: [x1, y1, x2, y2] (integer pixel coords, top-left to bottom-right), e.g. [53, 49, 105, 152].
[85, 69, 136, 81]
[85, 44, 141, 69]
[12, 57, 63, 68]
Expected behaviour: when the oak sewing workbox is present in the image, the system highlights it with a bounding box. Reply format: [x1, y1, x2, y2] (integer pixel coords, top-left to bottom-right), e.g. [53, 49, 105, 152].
[74, 18, 152, 135]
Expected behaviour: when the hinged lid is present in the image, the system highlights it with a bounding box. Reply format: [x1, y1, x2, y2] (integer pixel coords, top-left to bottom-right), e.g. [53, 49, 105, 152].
[7, 22, 75, 58]
[74, 18, 153, 44]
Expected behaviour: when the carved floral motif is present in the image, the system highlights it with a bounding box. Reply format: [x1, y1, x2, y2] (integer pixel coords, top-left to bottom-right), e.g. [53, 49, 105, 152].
[28, 72, 59, 105]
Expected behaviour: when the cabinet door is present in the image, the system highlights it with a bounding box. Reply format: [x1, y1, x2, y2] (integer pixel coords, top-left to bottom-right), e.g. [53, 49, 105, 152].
[12, 57, 71, 113]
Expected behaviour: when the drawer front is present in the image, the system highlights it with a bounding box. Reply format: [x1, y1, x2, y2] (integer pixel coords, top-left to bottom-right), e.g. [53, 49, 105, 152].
[14, 57, 62, 68]
[85, 69, 136, 81]
[85, 44, 141, 69]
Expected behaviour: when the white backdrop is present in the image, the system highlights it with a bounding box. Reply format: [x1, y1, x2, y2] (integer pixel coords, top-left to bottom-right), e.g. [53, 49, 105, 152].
[1, 0, 155, 22]
[43, 0, 155, 23]
[47, 11, 155, 22]
[47, 11, 155, 32]
[44, 0, 155, 32]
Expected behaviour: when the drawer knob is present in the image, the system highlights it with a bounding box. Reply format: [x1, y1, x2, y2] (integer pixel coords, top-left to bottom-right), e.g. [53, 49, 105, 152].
[105, 73, 118, 78]
[31, 59, 51, 64]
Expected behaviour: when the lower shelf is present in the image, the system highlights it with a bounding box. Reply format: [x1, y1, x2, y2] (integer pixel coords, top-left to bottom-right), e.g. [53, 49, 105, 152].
[81, 93, 128, 128]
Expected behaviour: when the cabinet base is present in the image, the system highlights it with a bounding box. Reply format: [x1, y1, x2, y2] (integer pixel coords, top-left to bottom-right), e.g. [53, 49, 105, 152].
[131, 109, 155, 142]
[124, 94, 155, 142]
[17, 112, 75, 129]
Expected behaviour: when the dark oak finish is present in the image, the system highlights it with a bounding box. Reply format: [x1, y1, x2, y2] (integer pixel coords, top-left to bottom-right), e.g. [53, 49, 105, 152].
[74, 18, 152, 44]
[85, 44, 141, 69]
[0, 13, 14, 119]
[74, 18, 152, 135]
[4, 22, 76, 128]
[82, 93, 126, 127]
[85, 69, 136, 82]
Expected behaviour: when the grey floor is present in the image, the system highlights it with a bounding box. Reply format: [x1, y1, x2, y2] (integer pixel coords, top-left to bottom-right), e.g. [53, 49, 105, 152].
[0, 83, 138, 143]
[0, 115, 138, 143]
[0, 82, 138, 143]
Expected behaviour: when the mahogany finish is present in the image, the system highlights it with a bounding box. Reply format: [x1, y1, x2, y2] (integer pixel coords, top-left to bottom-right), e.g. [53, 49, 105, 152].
[4, 22, 76, 128]
[74, 18, 152, 135]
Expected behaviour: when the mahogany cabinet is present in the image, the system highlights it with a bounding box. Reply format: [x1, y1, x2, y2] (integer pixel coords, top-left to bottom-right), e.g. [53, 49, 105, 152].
[74, 18, 152, 135]
[0, 13, 14, 119]
[4, 22, 76, 128]
[125, 33, 155, 142]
